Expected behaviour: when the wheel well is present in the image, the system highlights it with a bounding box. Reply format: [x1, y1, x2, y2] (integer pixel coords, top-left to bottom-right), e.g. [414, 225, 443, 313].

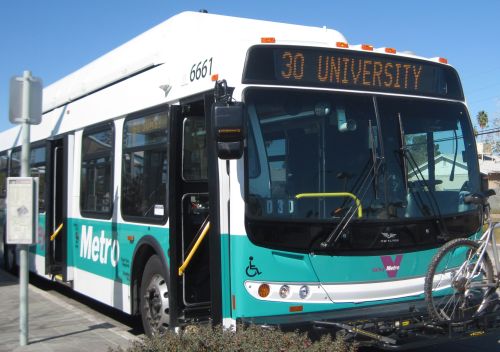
[131, 244, 156, 316]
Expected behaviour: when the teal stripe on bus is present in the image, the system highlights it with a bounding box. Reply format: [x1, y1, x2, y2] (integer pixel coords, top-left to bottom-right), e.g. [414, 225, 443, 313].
[67, 218, 169, 285]
[29, 213, 46, 256]
[227, 235, 436, 319]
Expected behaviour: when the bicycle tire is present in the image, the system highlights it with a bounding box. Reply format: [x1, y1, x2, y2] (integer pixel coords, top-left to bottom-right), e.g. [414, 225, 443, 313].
[424, 238, 494, 323]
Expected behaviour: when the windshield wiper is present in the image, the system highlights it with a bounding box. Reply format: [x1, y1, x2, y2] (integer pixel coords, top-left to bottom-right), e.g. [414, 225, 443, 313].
[397, 113, 409, 194]
[334, 119, 381, 213]
[368, 119, 380, 199]
[397, 112, 437, 216]
[401, 147, 440, 216]
[396, 113, 449, 237]
[449, 129, 458, 181]
[319, 151, 383, 249]
[319, 119, 385, 249]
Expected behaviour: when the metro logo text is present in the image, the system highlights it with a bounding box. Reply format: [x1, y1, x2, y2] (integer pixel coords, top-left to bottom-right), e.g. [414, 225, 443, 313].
[79, 225, 120, 267]
[380, 255, 403, 278]
[372, 255, 404, 278]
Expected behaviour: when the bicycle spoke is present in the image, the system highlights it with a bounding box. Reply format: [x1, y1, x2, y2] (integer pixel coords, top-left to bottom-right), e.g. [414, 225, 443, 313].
[424, 238, 494, 323]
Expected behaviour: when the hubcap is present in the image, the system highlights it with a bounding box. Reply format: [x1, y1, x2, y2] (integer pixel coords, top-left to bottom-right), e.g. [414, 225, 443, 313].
[144, 273, 169, 333]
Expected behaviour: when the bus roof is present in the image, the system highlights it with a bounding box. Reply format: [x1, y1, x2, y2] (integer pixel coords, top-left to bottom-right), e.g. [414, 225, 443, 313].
[0, 11, 455, 151]
[43, 11, 347, 113]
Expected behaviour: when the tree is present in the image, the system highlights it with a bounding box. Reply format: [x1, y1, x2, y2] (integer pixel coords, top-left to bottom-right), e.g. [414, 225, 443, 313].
[485, 116, 500, 155]
[477, 110, 489, 130]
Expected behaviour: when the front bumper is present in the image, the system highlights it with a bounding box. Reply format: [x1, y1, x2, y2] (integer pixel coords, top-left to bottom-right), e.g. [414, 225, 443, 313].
[239, 298, 500, 350]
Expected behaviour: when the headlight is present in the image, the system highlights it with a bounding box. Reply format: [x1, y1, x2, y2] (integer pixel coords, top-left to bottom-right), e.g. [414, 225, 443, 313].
[279, 285, 290, 298]
[299, 285, 310, 299]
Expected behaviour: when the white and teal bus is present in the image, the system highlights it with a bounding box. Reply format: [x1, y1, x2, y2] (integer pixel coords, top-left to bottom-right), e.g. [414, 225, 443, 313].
[0, 11, 494, 348]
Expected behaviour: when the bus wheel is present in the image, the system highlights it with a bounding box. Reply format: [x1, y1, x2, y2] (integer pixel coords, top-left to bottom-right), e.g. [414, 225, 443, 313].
[140, 255, 169, 336]
[4, 243, 16, 274]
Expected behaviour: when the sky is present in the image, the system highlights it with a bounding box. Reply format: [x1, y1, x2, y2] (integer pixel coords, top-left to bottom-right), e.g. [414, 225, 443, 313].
[1, 0, 499, 134]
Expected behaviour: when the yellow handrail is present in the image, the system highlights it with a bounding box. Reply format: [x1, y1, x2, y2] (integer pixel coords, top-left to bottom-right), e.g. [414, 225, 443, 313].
[50, 223, 64, 241]
[178, 221, 210, 276]
[295, 192, 363, 218]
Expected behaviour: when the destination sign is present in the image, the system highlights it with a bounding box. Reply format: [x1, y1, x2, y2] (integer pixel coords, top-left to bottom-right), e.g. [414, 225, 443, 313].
[243, 46, 463, 100]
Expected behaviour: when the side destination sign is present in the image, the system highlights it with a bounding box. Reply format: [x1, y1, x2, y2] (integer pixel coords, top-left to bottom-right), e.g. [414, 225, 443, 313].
[243, 45, 464, 100]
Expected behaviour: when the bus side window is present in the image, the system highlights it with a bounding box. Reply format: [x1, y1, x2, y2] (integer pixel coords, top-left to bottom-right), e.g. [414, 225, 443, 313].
[121, 110, 168, 222]
[81, 124, 114, 218]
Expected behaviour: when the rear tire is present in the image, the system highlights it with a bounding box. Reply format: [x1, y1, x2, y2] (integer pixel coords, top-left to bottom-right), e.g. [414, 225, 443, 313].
[140, 255, 170, 336]
[424, 238, 494, 323]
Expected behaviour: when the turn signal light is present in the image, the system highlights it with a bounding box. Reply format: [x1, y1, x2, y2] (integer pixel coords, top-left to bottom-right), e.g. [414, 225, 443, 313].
[258, 284, 270, 297]
[261, 37, 276, 43]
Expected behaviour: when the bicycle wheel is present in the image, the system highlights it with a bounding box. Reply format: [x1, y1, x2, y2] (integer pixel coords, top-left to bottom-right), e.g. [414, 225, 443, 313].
[424, 238, 494, 323]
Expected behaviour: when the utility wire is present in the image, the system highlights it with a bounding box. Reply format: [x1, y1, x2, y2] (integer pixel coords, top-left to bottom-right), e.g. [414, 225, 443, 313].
[475, 128, 500, 137]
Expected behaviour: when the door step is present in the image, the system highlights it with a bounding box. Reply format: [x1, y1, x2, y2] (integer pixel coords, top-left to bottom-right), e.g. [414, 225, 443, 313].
[52, 273, 73, 288]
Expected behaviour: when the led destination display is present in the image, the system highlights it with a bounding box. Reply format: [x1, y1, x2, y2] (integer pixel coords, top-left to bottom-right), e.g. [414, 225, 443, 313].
[243, 46, 463, 100]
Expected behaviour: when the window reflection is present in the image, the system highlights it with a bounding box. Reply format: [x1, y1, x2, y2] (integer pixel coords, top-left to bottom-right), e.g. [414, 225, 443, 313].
[122, 111, 168, 221]
[246, 89, 479, 221]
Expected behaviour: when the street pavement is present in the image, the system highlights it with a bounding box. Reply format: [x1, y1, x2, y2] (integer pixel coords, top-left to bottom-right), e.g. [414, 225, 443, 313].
[0, 269, 138, 352]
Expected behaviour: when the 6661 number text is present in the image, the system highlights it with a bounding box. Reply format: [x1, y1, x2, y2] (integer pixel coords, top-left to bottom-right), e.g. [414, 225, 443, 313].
[190, 58, 213, 82]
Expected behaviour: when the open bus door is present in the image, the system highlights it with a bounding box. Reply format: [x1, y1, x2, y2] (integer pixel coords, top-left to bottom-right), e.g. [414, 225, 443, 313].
[168, 88, 240, 327]
[168, 94, 222, 325]
[45, 135, 72, 281]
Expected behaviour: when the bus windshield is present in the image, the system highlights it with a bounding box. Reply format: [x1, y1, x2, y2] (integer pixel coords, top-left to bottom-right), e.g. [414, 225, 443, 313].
[246, 89, 480, 223]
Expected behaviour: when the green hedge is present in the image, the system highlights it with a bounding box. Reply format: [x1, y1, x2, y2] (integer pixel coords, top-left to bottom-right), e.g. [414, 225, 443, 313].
[112, 324, 357, 352]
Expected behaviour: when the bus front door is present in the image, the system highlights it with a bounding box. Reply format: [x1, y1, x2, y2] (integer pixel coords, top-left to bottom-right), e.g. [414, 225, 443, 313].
[45, 136, 70, 279]
[169, 101, 212, 320]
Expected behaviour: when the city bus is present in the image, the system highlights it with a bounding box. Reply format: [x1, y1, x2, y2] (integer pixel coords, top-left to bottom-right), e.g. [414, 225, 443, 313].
[0, 11, 496, 348]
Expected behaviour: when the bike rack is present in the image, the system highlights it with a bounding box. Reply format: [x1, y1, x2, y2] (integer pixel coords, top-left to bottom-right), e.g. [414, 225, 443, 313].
[312, 303, 500, 350]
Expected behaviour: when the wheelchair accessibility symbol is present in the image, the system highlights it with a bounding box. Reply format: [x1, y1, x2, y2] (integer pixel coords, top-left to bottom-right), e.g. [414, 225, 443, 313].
[245, 256, 262, 277]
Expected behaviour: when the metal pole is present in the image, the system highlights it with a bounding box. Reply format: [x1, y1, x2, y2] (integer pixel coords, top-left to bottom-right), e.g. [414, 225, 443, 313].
[19, 70, 32, 346]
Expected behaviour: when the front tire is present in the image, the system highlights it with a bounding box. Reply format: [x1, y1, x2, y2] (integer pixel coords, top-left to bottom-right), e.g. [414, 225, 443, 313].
[140, 255, 170, 336]
[424, 238, 494, 323]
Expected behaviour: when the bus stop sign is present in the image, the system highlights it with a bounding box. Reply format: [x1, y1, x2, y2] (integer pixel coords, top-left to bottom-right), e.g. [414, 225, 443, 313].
[6, 177, 38, 245]
[9, 73, 43, 125]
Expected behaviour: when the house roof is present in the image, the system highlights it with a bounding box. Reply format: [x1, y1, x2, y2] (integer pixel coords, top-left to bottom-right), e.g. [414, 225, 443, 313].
[408, 154, 468, 178]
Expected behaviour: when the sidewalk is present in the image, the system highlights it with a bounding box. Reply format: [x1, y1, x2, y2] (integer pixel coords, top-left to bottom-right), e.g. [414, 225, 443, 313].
[0, 269, 136, 352]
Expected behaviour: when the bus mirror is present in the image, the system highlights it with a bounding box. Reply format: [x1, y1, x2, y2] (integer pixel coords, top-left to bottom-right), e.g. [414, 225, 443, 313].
[212, 102, 245, 159]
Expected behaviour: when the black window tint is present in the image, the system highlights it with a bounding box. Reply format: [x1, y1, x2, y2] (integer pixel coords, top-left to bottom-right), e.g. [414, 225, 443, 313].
[10, 149, 21, 177]
[182, 117, 207, 181]
[122, 111, 168, 222]
[30, 146, 46, 212]
[81, 125, 114, 217]
[0, 153, 8, 207]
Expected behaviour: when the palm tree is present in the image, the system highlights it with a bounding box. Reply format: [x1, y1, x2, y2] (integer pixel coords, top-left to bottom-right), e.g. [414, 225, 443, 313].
[477, 110, 489, 130]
